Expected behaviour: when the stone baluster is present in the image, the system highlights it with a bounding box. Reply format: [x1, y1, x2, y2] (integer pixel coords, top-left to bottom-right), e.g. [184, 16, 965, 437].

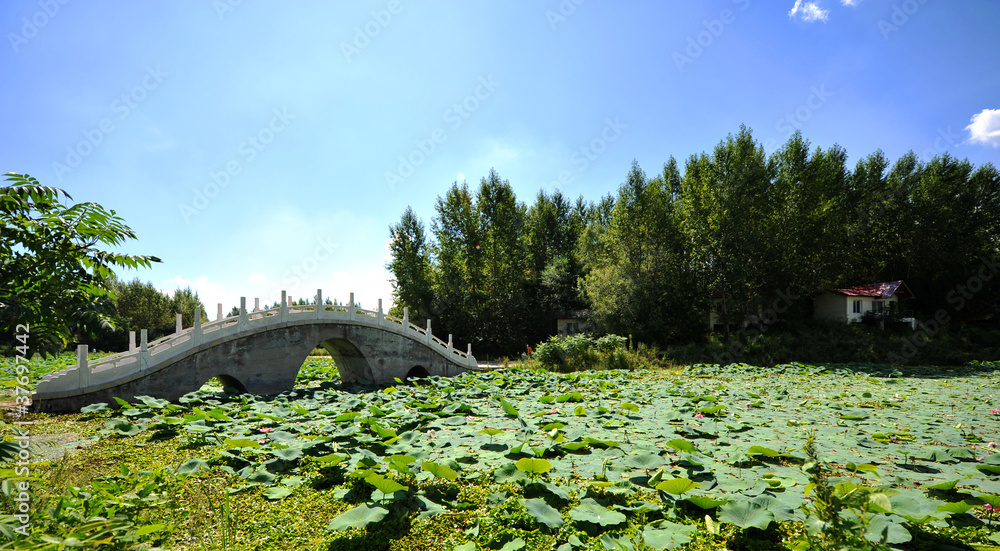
[193, 308, 203, 345]
[316, 289, 323, 317]
[349, 292, 355, 321]
[238, 297, 249, 331]
[377, 299, 384, 326]
[403, 307, 409, 330]
[129, 330, 136, 353]
[217, 303, 223, 321]
[254, 297, 260, 313]
[426, 319, 432, 345]
[77, 344, 89, 389]
[139, 329, 150, 370]
[280, 290, 288, 322]
[175, 313, 183, 334]
[447, 334, 453, 353]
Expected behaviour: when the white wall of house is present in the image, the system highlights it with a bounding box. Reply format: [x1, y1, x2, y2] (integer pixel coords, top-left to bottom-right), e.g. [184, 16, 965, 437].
[557, 318, 589, 336]
[813, 292, 898, 323]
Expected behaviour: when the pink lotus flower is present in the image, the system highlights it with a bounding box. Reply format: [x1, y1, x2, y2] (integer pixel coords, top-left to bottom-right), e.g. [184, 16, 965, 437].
[259, 427, 273, 433]
[428, 429, 436, 438]
[991, 408, 1000, 415]
[988, 442, 997, 449]
[694, 413, 705, 419]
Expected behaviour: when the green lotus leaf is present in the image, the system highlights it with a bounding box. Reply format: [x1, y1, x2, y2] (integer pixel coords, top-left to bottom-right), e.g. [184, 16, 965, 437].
[271, 447, 303, 461]
[175, 458, 211, 477]
[556, 392, 583, 403]
[666, 439, 696, 454]
[364, 473, 407, 494]
[520, 498, 564, 529]
[422, 461, 458, 480]
[262, 486, 294, 500]
[626, 452, 666, 471]
[245, 470, 276, 484]
[718, 501, 774, 530]
[224, 438, 260, 449]
[655, 478, 700, 495]
[685, 495, 729, 509]
[746, 445, 780, 458]
[327, 503, 388, 531]
[642, 519, 697, 550]
[516, 457, 553, 474]
[864, 514, 912, 544]
[501, 399, 519, 417]
[569, 499, 626, 526]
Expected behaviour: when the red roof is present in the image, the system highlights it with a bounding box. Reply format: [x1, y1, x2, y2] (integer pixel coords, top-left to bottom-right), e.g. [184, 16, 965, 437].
[832, 280, 914, 299]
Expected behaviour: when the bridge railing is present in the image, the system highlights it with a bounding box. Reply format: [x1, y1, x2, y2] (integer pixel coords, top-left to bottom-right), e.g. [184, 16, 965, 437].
[35, 289, 478, 394]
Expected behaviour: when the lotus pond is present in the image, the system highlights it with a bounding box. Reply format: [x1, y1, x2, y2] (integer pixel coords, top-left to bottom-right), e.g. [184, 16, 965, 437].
[3, 357, 1000, 550]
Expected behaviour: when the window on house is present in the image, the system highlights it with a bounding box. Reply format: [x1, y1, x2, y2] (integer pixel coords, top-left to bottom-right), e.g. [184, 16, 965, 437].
[873, 301, 885, 313]
[852, 300, 862, 314]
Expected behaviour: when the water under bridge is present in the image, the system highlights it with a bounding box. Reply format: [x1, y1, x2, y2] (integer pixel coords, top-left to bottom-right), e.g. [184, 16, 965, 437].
[32, 290, 479, 412]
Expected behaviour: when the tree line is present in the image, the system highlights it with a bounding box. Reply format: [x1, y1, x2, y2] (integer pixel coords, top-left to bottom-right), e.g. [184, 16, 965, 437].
[387, 126, 1000, 357]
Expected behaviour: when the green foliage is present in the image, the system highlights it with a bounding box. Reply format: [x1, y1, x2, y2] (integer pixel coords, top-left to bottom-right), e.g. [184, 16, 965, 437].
[0, 173, 160, 356]
[8, 358, 1000, 549]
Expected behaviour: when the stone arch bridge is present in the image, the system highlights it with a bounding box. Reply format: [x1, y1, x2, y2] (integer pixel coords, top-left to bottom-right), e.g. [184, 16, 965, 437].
[33, 290, 479, 412]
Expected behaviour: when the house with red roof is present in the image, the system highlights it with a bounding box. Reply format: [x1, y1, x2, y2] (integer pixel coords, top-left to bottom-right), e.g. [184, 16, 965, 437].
[813, 280, 916, 327]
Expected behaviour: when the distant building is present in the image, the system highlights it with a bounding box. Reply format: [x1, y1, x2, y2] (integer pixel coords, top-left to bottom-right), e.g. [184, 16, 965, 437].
[813, 280, 916, 327]
[555, 310, 590, 336]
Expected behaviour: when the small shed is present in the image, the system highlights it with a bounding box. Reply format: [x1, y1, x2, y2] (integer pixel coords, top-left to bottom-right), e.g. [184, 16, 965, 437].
[813, 280, 915, 325]
[555, 310, 590, 336]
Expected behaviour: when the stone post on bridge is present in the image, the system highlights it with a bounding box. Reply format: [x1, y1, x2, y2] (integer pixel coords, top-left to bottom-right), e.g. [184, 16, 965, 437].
[139, 329, 150, 371]
[377, 299, 384, 326]
[76, 344, 89, 390]
[316, 289, 324, 318]
[217, 303, 223, 321]
[349, 292, 355, 321]
[193, 308, 203, 345]
[175, 313, 183, 335]
[403, 307, 409, 328]
[426, 319, 432, 345]
[129, 331, 136, 352]
[280, 290, 289, 322]
[238, 298, 249, 332]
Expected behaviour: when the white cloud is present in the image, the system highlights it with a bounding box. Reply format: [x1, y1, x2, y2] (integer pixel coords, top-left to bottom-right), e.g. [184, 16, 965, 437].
[966, 109, 1000, 147]
[841, 0, 859, 6]
[456, 172, 465, 181]
[789, 0, 830, 22]
[248, 272, 267, 282]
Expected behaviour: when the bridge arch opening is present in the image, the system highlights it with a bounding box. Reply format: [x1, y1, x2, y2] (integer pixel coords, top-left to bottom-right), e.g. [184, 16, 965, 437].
[216, 374, 249, 394]
[315, 338, 376, 384]
[406, 365, 430, 381]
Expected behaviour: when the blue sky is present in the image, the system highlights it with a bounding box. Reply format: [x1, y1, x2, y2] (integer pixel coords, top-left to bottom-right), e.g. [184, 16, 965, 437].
[3, 1, 998, 317]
